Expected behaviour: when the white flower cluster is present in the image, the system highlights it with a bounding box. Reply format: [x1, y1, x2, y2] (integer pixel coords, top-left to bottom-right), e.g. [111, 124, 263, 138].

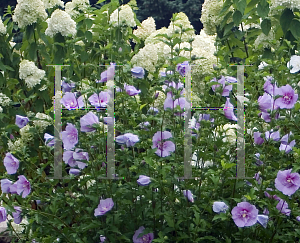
[45, 9, 77, 37]
[270, 0, 300, 11]
[12, 0, 48, 29]
[153, 91, 166, 109]
[167, 12, 195, 41]
[133, 17, 156, 42]
[0, 106, 2, 113]
[145, 27, 169, 45]
[0, 93, 11, 106]
[7, 138, 24, 153]
[131, 43, 158, 80]
[109, 4, 136, 27]
[200, 0, 232, 35]
[0, 18, 6, 35]
[33, 112, 53, 132]
[65, 0, 90, 18]
[42, 0, 64, 9]
[191, 150, 214, 167]
[214, 124, 238, 145]
[254, 29, 280, 50]
[19, 124, 33, 143]
[19, 60, 45, 89]
[190, 31, 218, 94]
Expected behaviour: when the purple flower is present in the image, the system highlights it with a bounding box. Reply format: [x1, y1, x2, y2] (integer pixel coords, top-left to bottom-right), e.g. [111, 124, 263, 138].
[254, 153, 263, 166]
[69, 169, 81, 175]
[231, 202, 258, 227]
[257, 215, 268, 228]
[131, 67, 145, 79]
[137, 175, 151, 186]
[16, 175, 31, 198]
[3, 152, 20, 174]
[213, 201, 229, 213]
[199, 114, 214, 123]
[224, 98, 237, 121]
[0, 207, 7, 223]
[80, 112, 99, 132]
[61, 80, 75, 93]
[116, 133, 139, 147]
[296, 216, 300, 222]
[1, 179, 13, 193]
[263, 208, 269, 215]
[164, 95, 186, 111]
[152, 131, 175, 157]
[258, 93, 274, 112]
[211, 76, 233, 97]
[263, 79, 279, 96]
[98, 63, 115, 83]
[94, 198, 114, 216]
[9, 182, 18, 194]
[12, 206, 22, 224]
[139, 121, 150, 130]
[276, 199, 291, 216]
[44, 133, 56, 147]
[253, 132, 264, 145]
[133, 226, 154, 243]
[160, 70, 173, 77]
[274, 84, 298, 109]
[61, 92, 84, 110]
[183, 190, 194, 203]
[147, 107, 159, 115]
[124, 84, 141, 96]
[279, 140, 296, 153]
[61, 123, 78, 150]
[176, 61, 190, 77]
[254, 173, 262, 184]
[88, 92, 110, 108]
[100, 235, 106, 242]
[63, 150, 88, 169]
[63, 151, 77, 167]
[275, 169, 300, 196]
[265, 130, 280, 141]
[15, 115, 29, 128]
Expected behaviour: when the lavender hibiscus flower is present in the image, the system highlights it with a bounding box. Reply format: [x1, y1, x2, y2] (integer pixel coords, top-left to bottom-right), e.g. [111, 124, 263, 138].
[133, 226, 154, 243]
[116, 133, 139, 147]
[3, 153, 20, 174]
[61, 123, 78, 150]
[16, 175, 31, 198]
[152, 131, 175, 157]
[231, 202, 258, 227]
[131, 66, 145, 79]
[275, 169, 300, 196]
[274, 84, 298, 109]
[80, 112, 99, 132]
[224, 98, 237, 121]
[15, 115, 29, 128]
[61, 92, 84, 109]
[94, 198, 114, 216]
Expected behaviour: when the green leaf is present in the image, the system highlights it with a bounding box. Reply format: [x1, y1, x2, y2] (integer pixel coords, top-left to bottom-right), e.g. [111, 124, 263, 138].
[280, 8, 294, 33]
[0, 61, 6, 71]
[97, 0, 106, 3]
[80, 50, 89, 62]
[85, 31, 93, 42]
[290, 19, 300, 39]
[224, 22, 234, 36]
[220, 0, 232, 16]
[212, 213, 227, 221]
[261, 18, 271, 35]
[295, 102, 300, 111]
[140, 104, 147, 110]
[29, 42, 37, 60]
[85, 19, 93, 29]
[257, 0, 269, 18]
[233, 10, 243, 25]
[236, 0, 247, 14]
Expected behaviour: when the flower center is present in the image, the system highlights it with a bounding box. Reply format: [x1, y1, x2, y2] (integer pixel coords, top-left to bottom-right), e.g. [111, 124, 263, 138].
[242, 213, 247, 218]
[158, 141, 165, 150]
[283, 95, 291, 103]
[287, 178, 291, 183]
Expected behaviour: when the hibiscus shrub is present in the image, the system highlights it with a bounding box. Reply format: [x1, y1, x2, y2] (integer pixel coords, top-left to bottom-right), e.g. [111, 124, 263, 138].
[0, 0, 300, 242]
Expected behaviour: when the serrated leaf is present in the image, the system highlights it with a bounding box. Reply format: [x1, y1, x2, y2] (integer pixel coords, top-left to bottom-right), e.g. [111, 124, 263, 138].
[290, 19, 300, 39]
[236, 0, 247, 14]
[233, 10, 243, 25]
[261, 18, 271, 35]
[257, 0, 269, 18]
[280, 8, 294, 34]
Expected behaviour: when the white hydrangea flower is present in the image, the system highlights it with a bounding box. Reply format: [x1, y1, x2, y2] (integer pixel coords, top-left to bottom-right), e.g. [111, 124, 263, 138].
[0, 106, 3, 113]
[270, 0, 300, 11]
[214, 124, 238, 145]
[133, 17, 156, 42]
[8, 138, 24, 153]
[167, 12, 195, 41]
[254, 29, 280, 50]
[42, 0, 64, 9]
[153, 91, 166, 109]
[131, 43, 158, 80]
[65, 0, 90, 18]
[145, 27, 169, 45]
[19, 60, 46, 89]
[200, 0, 233, 35]
[109, 4, 136, 27]
[45, 9, 77, 37]
[20, 125, 33, 143]
[258, 61, 269, 70]
[33, 113, 53, 132]
[12, 0, 48, 29]
[0, 18, 6, 35]
[191, 150, 214, 167]
[0, 93, 11, 106]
